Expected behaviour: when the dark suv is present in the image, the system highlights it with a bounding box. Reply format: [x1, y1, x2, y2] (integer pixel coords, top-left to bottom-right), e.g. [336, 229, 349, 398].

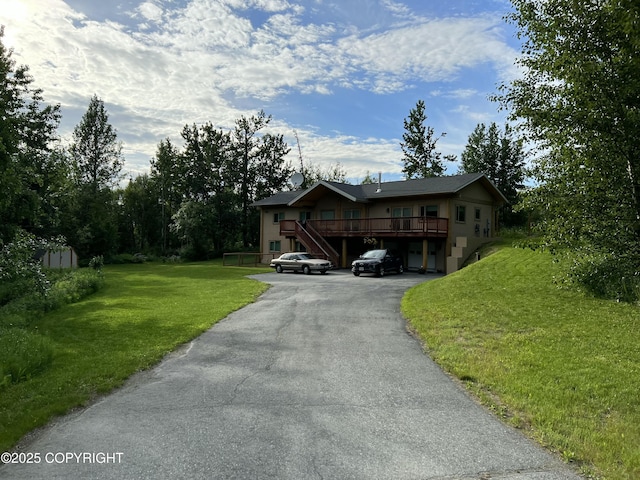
[351, 249, 404, 277]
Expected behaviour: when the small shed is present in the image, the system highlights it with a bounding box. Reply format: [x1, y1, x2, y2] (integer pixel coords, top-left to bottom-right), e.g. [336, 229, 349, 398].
[41, 247, 78, 269]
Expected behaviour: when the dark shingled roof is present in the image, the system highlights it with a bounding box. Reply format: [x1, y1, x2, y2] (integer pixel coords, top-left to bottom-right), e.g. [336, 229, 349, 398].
[251, 190, 301, 207]
[251, 173, 507, 207]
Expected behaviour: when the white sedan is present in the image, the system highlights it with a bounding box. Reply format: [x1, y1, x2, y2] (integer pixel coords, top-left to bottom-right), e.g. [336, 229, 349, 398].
[270, 253, 332, 274]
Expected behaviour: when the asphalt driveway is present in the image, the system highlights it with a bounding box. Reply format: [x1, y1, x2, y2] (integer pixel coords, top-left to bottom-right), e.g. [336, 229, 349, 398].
[1, 270, 582, 479]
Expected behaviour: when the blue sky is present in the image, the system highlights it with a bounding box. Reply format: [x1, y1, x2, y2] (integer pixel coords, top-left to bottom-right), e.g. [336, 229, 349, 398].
[1, 0, 522, 184]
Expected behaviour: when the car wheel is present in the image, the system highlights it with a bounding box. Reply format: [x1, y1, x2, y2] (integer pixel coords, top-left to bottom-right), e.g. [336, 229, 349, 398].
[353, 271, 360, 276]
[377, 267, 385, 277]
[275, 264, 283, 273]
[398, 265, 404, 274]
[303, 264, 311, 275]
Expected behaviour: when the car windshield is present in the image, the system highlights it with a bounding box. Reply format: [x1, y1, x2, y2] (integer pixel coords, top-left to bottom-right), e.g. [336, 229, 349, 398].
[361, 250, 385, 259]
[297, 253, 313, 259]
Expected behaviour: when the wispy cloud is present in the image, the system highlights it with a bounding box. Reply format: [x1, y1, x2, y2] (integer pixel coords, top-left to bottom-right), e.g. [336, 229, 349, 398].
[0, 0, 520, 179]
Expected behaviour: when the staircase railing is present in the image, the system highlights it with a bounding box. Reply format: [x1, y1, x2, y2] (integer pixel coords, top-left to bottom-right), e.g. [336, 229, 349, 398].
[294, 221, 340, 266]
[304, 222, 340, 266]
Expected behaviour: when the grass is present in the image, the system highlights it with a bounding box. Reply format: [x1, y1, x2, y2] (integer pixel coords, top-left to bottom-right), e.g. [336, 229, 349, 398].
[0, 260, 270, 452]
[402, 244, 640, 480]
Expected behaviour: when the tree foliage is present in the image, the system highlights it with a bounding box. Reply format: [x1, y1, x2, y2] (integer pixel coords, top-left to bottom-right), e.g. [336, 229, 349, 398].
[459, 122, 526, 226]
[400, 100, 455, 179]
[118, 174, 162, 254]
[150, 138, 181, 254]
[301, 162, 349, 187]
[500, 0, 640, 300]
[147, 113, 292, 258]
[65, 95, 124, 259]
[0, 26, 63, 242]
[70, 95, 124, 191]
[0, 29, 296, 263]
[229, 111, 292, 247]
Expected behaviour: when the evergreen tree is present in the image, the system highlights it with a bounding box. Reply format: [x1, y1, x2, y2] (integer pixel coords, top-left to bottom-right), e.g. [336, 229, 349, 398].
[459, 122, 526, 226]
[70, 95, 123, 191]
[66, 95, 124, 259]
[400, 100, 455, 179]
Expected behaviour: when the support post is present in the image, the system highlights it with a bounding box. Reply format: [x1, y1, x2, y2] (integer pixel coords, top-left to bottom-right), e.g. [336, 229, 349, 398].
[342, 239, 348, 268]
[422, 239, 428, 271]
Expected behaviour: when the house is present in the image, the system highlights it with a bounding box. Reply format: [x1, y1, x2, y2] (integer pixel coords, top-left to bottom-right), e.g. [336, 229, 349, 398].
[252, 172, 507, 274]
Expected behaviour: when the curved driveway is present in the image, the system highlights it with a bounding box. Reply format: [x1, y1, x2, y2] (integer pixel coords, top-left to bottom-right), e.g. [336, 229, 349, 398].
[1, 270, 581, 479]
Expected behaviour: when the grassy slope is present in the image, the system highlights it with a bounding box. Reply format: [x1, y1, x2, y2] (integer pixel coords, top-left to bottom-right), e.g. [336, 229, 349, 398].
[0, 261, 269, 452]
[402, 246, 639, 480]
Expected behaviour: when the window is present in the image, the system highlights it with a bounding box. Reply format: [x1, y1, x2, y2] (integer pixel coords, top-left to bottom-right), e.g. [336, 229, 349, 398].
[343, 209, 361, 219]
[475, 208, 481, 221]
[392, 207, 412, 217]
[269, 240, 281, 252]
[456, 205, 466, 223]
[392, 207, 412, 230]
[420, 205, 438, 217]
[299, 211, 311, 222]
[320, 210, 335, 220]
[344, 209, 361, 231]
[273, 212, 284, 223]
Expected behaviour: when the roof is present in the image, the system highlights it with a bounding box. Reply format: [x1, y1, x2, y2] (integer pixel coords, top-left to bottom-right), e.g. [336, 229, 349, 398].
[251, 190, 301, 207]
[251, 173, 507, 207]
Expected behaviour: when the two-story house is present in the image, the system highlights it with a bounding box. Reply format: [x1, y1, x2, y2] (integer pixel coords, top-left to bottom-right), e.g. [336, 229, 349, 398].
[252, 172, 507, 274]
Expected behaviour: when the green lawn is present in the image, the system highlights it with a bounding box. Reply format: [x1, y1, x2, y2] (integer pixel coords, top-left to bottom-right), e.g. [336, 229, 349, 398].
[0, 260, 270, 452]
[402, 246, 640, 480]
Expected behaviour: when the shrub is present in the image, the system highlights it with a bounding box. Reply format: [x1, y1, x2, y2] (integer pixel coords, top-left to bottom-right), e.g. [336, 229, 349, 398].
[107, 253, 148, 264]
[0, 269, 104, 329]
[0, 278, 37, 308]
[0, 230, 63, 301]
[89, 255, 104, 271]
[0, 328, 54, 389]
[44, 269, 104, 311]
[563, 250, 640, 302]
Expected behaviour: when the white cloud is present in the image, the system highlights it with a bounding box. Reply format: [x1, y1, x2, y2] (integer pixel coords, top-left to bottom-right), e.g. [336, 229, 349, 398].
[138, 2, 164, 22]
[0, 0, 520, 180]
[296, 131, 404, 180]
[223, 0, 296, 13]
[339, 16, 518, 89]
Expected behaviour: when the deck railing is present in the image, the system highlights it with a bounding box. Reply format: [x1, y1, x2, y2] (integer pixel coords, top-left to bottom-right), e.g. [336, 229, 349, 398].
[282, 217, 449, 237]
[280, 217, 448, 237]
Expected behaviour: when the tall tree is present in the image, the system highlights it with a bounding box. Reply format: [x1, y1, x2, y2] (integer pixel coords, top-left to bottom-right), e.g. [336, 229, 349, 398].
[0, 26, 63, 242]
[400, 100, 455, 179]
[66, 95, 124, 259]
[229, 111, 292, 247]
[150, 138, 182, 254]
[70, 95, 124, 191]
[459, 122, 526, 226]
[177, 123, 240, 256]
[500, 0, 640, 299]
